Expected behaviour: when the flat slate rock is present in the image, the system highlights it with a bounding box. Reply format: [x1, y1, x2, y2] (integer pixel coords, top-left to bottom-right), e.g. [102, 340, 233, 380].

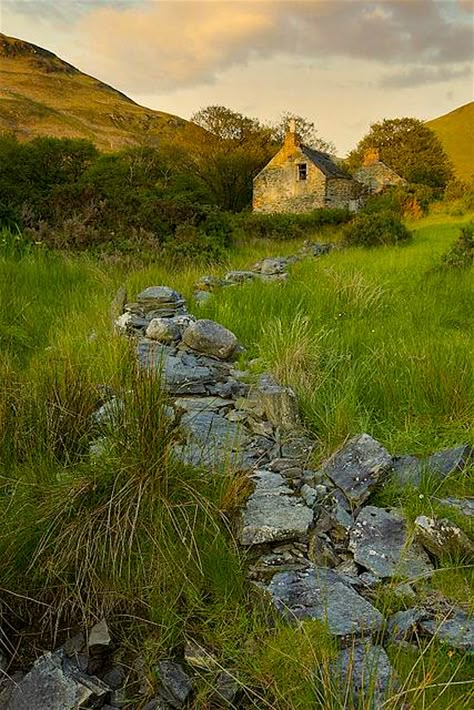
[388, 608, 428, 641]
[349, 506, 432, 580]
[239, 471, 314, 545]
[137, 286, 185, 306]
[180, 411, 247, 450]
[7, 651, 109, 710]
[420, 609, 474, 653]
[267, 565, 385, 637]
[331, 643, 397, 709]
[137, 341, 213, 394]
[321, 434, 392, 508]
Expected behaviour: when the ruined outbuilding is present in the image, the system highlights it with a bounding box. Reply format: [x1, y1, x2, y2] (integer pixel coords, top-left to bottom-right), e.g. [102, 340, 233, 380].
[354, 148, 406, 194]
[253, 120, 362, 213]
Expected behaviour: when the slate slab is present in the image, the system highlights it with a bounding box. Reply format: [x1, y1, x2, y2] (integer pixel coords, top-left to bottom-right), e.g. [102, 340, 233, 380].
[425, 445, 472, 479]
[239, 471, 314, 545]
[157, 661, 192, 709]
[349, 506, 432, 580]
[7, 651, 109, 710]
[320, 434, 392, 508]
[420, 610, 474, 653]
[267, 566, 385, 637]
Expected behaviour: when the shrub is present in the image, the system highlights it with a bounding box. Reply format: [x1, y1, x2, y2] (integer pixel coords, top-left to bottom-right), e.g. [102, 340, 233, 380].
[442, 222, 474, 269]
[342, 211, 412, 247]
[236, 208, 351, 240]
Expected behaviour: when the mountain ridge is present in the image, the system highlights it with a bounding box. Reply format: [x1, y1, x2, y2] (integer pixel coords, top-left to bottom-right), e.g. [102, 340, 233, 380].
[0, 32, 198, 151]
[426, 102, 474, 181]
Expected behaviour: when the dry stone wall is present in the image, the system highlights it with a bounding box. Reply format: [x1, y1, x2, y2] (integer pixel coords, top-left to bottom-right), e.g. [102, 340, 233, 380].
[3, 243, 473, 709]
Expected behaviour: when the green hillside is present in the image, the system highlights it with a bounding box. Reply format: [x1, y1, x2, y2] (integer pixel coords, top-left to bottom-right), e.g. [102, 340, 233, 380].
[0, 32, 199, 151]
[427, 102, 474, 181]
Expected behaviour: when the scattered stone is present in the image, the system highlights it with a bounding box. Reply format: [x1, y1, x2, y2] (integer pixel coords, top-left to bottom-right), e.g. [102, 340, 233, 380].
[138, 341, 213, 395]
[331, 643, 397, 709]
[110, 286, 128, 324]
[7, 650, 109, 710]
[195, 275, 224, 292]
[224, 270, 256, 284]
[252, 374, 300, 431]
[92, 397, 124, 429]
[420, 609, 474, 652]
[157, 661, 193, 709]
[212, 671, 240, 705]
[184, 640, 216, 670]
[102, 665, 125, 690]
[267, 566, 385, 637]
[239, 471, 314, 545]
[349, 506, 432, 580]
[193, 290, 213, 305]
[182, 319, 238, 360]
[87, 618, 111, 649]
[146, 318, 181, 343]
[321, 434, 392, 508]
[388, 608, 427, 642]
[414, 515, 474, 558]
[300, 484, 318, 508]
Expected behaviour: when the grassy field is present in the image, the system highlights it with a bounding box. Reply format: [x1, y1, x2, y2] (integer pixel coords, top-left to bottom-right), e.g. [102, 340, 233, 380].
[0, 213, 473, 707]
[427, 102, 474, 182]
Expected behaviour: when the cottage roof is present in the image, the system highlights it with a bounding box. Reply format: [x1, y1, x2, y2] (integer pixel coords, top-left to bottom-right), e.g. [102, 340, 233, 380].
[301, 145, 350, 179]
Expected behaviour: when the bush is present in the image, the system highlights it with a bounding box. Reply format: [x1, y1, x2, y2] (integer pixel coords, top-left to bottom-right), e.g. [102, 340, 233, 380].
[442, 222, 474, 269]
[236, 208, 351, 240]
[342, 211, 412, 247]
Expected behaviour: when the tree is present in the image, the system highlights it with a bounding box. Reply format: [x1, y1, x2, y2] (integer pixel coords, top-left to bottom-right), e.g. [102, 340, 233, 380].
[271, 112, 335, 153]
[346, 118, 453, 188]
[187, 106, 275, 211]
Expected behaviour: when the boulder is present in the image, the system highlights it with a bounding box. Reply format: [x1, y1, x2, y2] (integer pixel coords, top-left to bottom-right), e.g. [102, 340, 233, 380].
[320, 434, 392, 509]
[239, 471, 314, 545]
[7, 651, 109, 710]
[267, 566, 385, 637]
[260, 258, 288, 275]
[182, 320, 238, 360]
[349, 506, 432, 579]
[146, 318, 181, 344]
[414, 515, 474, 558]
[331, 643, 397, 709]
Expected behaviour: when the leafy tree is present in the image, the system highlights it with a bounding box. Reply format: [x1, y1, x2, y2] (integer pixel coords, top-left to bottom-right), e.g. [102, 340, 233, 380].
[187, 106, 275, 211]
[271, 112, 336, 153]
[346, 118, 453, 188]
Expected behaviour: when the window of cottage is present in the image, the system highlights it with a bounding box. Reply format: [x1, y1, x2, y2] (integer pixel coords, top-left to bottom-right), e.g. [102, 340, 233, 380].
[297, 163, 307, 181]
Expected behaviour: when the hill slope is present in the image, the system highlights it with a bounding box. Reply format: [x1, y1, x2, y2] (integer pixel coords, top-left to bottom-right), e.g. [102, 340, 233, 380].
[0, 33, 198, 151]
[427, 102, 474, 181]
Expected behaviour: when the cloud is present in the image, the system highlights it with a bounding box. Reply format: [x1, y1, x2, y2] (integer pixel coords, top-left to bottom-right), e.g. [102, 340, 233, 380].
[379, 63, 473, 88]
[5, 1, 473, 94]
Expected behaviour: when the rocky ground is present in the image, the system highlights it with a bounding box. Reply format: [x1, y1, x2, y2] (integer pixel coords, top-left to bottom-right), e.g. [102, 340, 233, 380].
[1, 246, 472, 709]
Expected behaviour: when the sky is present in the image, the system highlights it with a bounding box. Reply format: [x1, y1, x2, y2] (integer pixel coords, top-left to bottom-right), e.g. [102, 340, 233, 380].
[1, 0, 473, 154]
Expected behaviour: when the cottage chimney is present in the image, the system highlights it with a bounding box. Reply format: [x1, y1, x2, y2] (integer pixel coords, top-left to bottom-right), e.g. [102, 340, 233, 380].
[363, 147, 380, 166]
[284, 117, 300, 149]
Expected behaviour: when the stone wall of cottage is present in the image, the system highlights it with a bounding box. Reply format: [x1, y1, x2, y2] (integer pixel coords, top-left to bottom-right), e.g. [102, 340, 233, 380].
[354, 162, 405, 194]
[253, 144, 327, 213]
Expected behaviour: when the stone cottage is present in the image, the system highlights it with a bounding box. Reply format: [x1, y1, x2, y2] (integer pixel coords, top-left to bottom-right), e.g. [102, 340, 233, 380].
[252, 120, 361, 213]
[354, 148, 406, 194]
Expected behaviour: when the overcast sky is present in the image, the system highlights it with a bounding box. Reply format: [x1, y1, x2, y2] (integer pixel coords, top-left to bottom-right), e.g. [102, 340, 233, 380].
[1, 0, 473, 154]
